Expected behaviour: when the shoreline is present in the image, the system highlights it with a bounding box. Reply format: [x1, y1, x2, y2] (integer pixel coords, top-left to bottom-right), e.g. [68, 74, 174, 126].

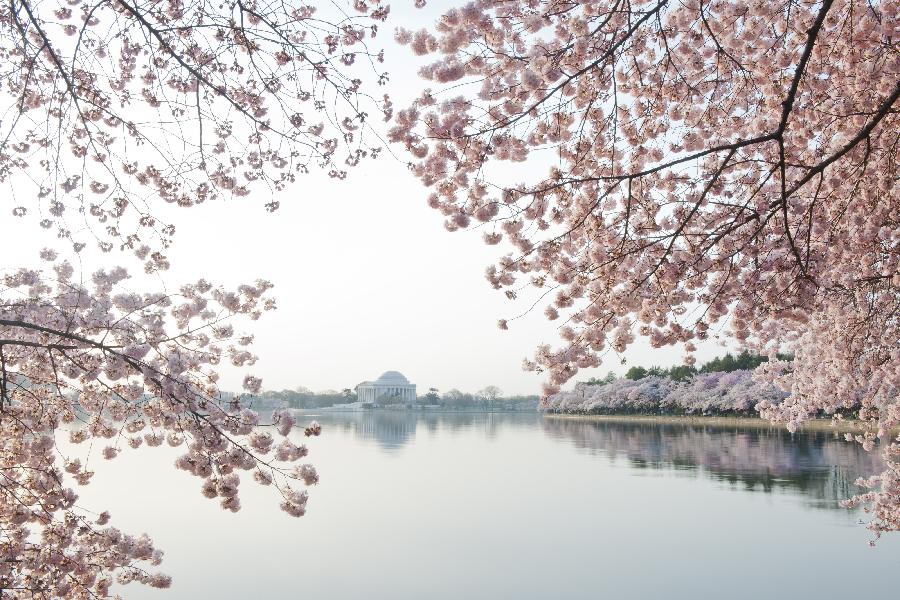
[541, 413, 874, 433]
[292, 408, 537, 415]
[291, 408, 888, 435]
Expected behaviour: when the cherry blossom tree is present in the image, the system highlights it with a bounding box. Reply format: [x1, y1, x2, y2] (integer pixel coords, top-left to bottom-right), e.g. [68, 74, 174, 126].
[543, 370, 786, 414]
[0, 259, 324, 595]
[390, 1, 899, 535]
[1, 0, 390, 595]
[2, 0, 392, 252]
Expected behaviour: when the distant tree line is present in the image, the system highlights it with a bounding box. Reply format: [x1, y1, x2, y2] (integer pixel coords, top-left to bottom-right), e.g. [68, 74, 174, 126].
[247, 387, 356, 409]
[581, 351, 793, 385]
[245, 385, 539, 411]
[431, 387, 538, 411]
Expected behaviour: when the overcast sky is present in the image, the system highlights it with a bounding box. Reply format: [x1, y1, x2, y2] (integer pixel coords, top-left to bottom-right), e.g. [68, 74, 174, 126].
[4, 2, 732, 396]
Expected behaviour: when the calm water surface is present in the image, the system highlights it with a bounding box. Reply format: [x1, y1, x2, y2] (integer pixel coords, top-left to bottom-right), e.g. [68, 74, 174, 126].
[91, 412, 898, 599]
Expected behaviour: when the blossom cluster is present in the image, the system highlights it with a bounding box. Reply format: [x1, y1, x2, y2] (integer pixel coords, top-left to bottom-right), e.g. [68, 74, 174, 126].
[0, 256, 320, 597]
[1, 0, 391, 264]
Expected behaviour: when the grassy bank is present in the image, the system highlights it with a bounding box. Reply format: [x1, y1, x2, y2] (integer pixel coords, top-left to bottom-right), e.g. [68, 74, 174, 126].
[541, 413, 878, 434]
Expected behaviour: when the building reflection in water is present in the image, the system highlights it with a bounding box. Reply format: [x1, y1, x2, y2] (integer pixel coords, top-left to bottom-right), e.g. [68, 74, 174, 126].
[541, 417, 885, 509]
[307, 411, 527, 450]
[314, 411, 421, 450]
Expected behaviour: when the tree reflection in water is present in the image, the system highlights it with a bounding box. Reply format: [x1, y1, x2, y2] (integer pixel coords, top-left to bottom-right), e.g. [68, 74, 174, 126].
[542, 418, 884, 509]
[301, 411, 882, 509]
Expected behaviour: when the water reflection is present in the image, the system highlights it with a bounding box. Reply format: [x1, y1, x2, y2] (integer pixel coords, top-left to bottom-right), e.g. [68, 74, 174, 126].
[301, 411, 529, 449]
[103, 411, 897, 600]
[322, 411, 419, 449]
[304, 411, 882, 509]
[541, 417, 884, 509]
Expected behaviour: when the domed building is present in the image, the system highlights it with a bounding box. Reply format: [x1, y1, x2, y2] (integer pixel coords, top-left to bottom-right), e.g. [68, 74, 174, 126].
[356, 371, 417, 406]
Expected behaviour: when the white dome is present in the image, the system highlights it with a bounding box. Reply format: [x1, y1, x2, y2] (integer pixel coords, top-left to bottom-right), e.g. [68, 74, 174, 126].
[374, 370, 410, 385]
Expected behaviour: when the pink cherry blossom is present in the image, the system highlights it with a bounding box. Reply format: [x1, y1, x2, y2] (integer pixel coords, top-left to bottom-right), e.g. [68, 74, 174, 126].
[393, 0, 900, 537]
[0, 256, 320, 596]
[1, 0, 392, 268]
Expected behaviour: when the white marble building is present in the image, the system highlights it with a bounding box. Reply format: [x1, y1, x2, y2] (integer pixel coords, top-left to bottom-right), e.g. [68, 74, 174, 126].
[356, 371, 417, 405]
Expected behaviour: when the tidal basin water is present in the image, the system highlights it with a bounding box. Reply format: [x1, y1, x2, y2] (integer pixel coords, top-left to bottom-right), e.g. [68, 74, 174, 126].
[89, 412, 899, 599]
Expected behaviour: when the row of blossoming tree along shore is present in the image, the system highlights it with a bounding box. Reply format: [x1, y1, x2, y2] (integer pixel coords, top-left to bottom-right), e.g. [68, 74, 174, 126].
[543, 352, 794, 416]
[544, 370, 789, 416]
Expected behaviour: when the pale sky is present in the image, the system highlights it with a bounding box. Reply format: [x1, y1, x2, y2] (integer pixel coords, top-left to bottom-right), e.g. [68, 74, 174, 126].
[3, 2, 730, 396]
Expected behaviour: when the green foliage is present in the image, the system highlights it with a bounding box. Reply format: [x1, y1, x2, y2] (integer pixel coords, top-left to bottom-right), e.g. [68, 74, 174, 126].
[581, 371, 617, 386]
[582, 351, 792, 386]
[667, 365, 697, 381]
[420, 387, 441, 405]
[697, 350, 790, 374]
[625, 366, 648, 380]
